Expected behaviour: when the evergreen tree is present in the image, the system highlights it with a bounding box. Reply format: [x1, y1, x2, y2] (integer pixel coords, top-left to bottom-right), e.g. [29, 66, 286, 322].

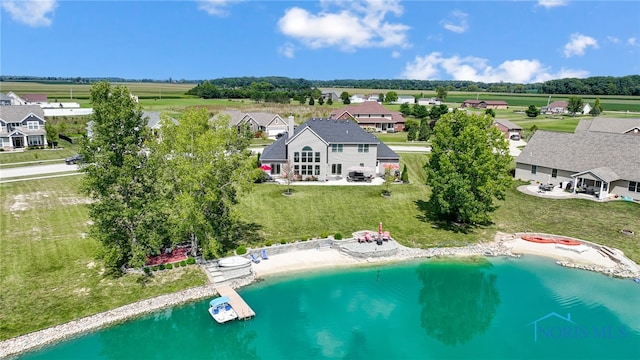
[401, 164, 409, 183]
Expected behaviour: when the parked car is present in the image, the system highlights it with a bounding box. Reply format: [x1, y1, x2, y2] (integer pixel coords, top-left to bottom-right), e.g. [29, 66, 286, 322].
[347, 171, 372, 182]
[65, 154, 83, 165]
[510, 134, 521, 141]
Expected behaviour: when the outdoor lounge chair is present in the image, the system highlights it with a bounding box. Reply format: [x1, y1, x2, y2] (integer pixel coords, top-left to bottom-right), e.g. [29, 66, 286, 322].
[250, 254, 261, 264]
[261, 249, 269, 260]
[382, 231, 390, 241]
[365, 232, 372, 242]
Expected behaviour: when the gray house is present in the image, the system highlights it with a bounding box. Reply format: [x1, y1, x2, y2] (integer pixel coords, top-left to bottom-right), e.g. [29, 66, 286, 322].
[515, 130, 640, 200]
[260, 117, 399, 180]
[0, 105, 47, 149]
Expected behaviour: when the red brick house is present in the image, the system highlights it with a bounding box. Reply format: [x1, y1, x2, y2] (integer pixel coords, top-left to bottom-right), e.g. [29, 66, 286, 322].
[329, 101, 406, 132]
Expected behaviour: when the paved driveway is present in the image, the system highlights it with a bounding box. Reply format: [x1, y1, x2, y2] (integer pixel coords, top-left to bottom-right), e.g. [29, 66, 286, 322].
[0, 163, 78, 180]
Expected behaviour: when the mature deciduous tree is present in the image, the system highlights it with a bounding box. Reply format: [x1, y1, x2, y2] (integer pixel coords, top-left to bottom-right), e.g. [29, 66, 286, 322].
[340, 91, 351, 104]
[399, 103, 412, 117]
[567, 96, 584, 116]
[425, 112, 512, 224]
[525, 105, 540, 118]
[152, 107, 256, 259]
[436, 86, 448, 101]
[484, 109, 496, 118]
[45, 122, 58, 148]
[81, 82, 164, 272]
[385, 91, 398, 103]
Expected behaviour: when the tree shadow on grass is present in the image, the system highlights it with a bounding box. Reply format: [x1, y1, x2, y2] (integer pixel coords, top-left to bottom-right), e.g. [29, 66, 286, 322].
[414, 199, 492, 235]
[223, 220, 265, 251]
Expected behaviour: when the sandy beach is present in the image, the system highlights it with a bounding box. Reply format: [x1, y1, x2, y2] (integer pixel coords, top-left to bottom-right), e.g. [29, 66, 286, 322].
[2, 233, 638, 358]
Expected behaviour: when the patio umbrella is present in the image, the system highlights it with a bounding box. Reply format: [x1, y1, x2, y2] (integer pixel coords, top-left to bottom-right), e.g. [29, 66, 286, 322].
[378, 222, 383, 238]
[259, 164, 272, 171]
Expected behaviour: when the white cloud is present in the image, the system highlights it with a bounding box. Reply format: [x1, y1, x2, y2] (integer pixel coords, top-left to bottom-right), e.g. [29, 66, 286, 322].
[279, 43, 296, 58]
[391, 51, 401, 58]
[1, 0, 57, 27]
[441, 10, 468, 34]
[628, 37, 637, 46]
[537, 0, 568, 8]
[563, 33, 598, 57]
[401, 52, 589, 83]
[607, 36, 620, 44]
[197, 0, 243, 16]
[277, 0, 410, 51]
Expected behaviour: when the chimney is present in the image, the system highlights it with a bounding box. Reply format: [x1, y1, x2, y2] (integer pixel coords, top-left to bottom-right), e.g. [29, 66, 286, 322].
[288, 115, 295, 140]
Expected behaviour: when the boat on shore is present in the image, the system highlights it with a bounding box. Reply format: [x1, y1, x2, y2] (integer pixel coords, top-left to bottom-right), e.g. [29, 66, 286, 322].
[218, 256, 251, 267]
[208, 296, 238, 323]
[522, 235, 581, 246]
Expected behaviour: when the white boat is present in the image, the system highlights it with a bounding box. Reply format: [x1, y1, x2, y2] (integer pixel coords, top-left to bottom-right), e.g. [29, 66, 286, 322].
[208, 296, 238, 323]
[218, 256, 251, 267]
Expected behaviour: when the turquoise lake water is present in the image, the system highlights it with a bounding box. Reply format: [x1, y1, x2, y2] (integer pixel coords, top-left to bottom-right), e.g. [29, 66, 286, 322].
[19, 256, 640, 360]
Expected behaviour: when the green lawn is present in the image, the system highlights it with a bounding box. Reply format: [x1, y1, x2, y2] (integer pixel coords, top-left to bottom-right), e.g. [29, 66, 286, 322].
[2, 125, 639, 341]
[0, 176, 208, 341]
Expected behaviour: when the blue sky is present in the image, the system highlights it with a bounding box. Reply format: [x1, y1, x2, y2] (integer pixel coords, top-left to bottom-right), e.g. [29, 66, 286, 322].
[1, 0, 639, 83]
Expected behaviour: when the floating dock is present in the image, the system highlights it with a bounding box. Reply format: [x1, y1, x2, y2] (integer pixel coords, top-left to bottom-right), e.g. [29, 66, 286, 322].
[215, 284, 255, 320]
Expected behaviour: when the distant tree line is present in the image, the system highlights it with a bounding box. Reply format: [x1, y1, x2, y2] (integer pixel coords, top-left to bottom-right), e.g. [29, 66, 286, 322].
[540, 75, 640, 95]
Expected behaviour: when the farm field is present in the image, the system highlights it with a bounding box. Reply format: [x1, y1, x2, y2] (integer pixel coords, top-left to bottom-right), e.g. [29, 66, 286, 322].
[1, 153, 639, 340]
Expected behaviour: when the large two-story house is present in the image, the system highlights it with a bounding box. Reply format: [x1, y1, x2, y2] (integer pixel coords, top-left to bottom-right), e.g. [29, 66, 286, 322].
[515, 118, 640, 200]
[0, 105, 48, 149]
[329, 101, 406, 132]
[260, 117, 399, 180]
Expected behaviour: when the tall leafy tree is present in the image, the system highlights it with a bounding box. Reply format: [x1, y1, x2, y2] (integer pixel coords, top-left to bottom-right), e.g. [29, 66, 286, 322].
[567, 96, 584, 116]
[484, 109, 496, 118]
[81, 82, 163, 272]
[425, 112, 511, 224]
[152, 107, 256, 259]
[385, 91, 398, 103]
[525, 105, 540, 118]
[436, 86, 448, 101]
[399, 103, 412, 117]
[340, 91, 351, 104]
[45, 122, 59, 148]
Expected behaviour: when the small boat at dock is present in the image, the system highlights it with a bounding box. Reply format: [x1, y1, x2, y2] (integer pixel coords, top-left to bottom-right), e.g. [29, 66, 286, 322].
[208, 296, 238, 323]
[218, 256, 251, 267]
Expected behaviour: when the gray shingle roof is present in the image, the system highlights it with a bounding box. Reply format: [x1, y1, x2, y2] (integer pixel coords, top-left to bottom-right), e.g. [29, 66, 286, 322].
[575, 117, 640, 134]
[143, 111, 177, 129]
[260, 118, 399, 162]
[573, 167, 621, 183]
[493, 118, 522, 130]
[517, 130, 640, 181]
[0, 105, 45, 122]
[212, 110, 246, 126]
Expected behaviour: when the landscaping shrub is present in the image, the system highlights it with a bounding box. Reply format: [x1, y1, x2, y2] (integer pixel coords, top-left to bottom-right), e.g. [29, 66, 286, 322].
[143, 267, 151, 274]
[265, 240, 273, 247]
[334, 233, 343, 240]
[280, 238, 287, 244]
[236, 245, 247, 255]
[166, 263, 173, 269]
[180, 260, 187, 267]
[152, 265, 159, 271]
[159, 264, 166, 270]
[186, 257, 196, 265]
[320, 231, 329, 238]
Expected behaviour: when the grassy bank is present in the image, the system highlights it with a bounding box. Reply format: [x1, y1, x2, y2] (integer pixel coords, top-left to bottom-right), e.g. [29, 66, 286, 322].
[0, 176, 208, 341]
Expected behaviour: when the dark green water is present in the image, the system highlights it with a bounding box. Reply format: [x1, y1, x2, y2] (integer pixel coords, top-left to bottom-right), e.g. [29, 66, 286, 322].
[19, 256, 640, 360]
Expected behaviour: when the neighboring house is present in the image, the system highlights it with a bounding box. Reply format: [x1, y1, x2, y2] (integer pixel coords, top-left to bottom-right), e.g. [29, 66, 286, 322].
[575, 117, 640, 135]
[493, 119, 523, 139]
[461, 100, 508, 109]
[321, 91, 341, 102]
[329, 101, 406, 132]
[542, 101, 593, 115]
[260, 117, 400, 180]
[350, 94, 366, 103]
[6, 91, 27, 105]
[515, 130, 640, 201]
[213, 110, 287, 138]
[394, 95, 415, 105]
[417, 97, 442, 106]
[541, 101, 568, 114]
[0, 105, 48, 149]
[22, 94, 48, 105]
[367, 94, 380, 102]
[0, 94, 11, 106]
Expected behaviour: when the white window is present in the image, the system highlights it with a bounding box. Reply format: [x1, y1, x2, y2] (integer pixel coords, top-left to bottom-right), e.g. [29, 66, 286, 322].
[27, 121, 39, 130]
[358, 144, 369, 153]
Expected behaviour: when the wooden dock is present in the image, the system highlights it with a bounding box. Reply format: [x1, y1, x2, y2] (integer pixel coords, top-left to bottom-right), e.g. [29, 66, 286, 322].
[215, 284, 255, 320]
